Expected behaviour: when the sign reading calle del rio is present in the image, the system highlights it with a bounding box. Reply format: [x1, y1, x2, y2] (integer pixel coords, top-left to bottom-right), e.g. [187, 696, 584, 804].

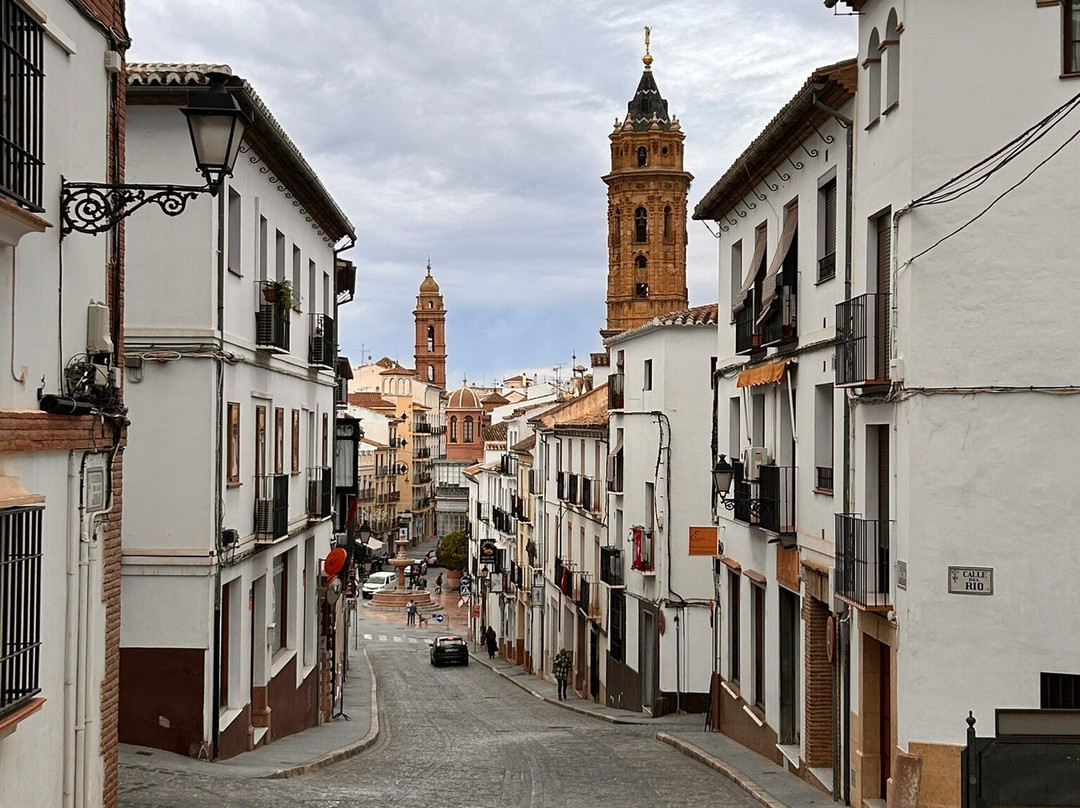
[948, 566, 994, 596]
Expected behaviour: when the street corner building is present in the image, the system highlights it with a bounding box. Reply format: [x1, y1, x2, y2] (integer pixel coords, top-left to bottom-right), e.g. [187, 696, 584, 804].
[0, 0, 130, 805]
[117, 63, 357, 761]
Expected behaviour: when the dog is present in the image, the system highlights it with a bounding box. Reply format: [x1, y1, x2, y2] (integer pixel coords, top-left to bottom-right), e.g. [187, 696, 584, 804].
[417, 613, 429, 629]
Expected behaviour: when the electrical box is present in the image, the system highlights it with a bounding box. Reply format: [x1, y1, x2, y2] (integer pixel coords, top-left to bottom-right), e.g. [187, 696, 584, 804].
[742, 447, 767, 481]
[104, 51, 122, 73]
[87, 300, 114, 356]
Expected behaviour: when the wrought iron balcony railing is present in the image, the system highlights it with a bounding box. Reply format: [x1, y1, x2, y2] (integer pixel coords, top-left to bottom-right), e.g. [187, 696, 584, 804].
[577, 575, 592, 614]
[309, 313, 336, 368]
[357, 487, 375, 502]
[631, 528, 654, 573]
[255, 473, 289, 542]
[759, 286, 797, 348]
[306, 466, 332, 519]
[836, 514, 891, 610]
[0, 506, 43, 717]
[731, 461, 796, 541]
[836, 293, 890, 387]
[608, 372, 625, 410]
[255, 282, 291, 353]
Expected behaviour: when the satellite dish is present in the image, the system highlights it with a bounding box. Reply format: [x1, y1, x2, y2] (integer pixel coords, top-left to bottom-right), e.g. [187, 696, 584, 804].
[326, 576, 343, 604]
[324, 547, 347, 576]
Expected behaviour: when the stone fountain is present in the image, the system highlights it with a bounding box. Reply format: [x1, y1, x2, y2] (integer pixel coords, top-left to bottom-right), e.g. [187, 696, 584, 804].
[368, 536, 436, 612]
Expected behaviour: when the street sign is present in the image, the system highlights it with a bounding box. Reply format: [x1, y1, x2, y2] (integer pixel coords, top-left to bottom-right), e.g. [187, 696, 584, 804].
[948, 566, 993, 595]
[433, 613, 445, 623]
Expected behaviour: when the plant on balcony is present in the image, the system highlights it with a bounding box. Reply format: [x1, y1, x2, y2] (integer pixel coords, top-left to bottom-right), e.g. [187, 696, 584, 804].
[262, 280, 294, 318]
[436, 530, 467, 571]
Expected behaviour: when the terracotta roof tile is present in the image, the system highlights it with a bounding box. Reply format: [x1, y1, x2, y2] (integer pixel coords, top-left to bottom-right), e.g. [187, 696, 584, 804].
[605, 303, 719, 345]
[348, 392, 393, 409]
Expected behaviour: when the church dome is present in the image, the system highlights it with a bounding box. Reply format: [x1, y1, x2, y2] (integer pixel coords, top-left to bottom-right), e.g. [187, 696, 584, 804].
[420, 274, 440, 294]
[447, 385, 480, 409]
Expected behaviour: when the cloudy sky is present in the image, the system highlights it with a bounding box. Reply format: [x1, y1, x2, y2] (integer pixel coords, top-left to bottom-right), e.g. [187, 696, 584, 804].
[128, 1, 856, 387]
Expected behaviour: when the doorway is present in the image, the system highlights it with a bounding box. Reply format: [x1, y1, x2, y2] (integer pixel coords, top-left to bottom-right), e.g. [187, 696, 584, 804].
[778, 587, 800, 745]
[589, 627, 600, 701]
[861, 633, 893, 799]
[640, 609, 656, 713]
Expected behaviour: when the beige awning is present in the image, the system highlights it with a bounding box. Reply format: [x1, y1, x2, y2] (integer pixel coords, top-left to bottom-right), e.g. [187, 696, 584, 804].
[757, 203, 799, 324]
[732, 226, 767, 314]
[736, 359, 789, 389]
[608, 435, 624, 458]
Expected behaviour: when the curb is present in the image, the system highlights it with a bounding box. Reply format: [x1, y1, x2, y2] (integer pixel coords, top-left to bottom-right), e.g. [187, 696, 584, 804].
[268, 646, 380, 779]
[655, 733, 789, 808]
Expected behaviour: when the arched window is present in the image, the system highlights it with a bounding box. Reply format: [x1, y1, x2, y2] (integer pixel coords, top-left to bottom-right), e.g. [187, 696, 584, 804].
[635, 256, 649, 298]
[427, 301, 434, 308]
[663, 205, 672, 243]
[635, 207, 648, 242]
[637, 146, 647, 167]
[866, 28, 882, 124]
[613, 207, 621, 248]
[464, 416, 474, 443]
[450, 416, 458, 443]
[427, 365, 435, 382]
[426, 325, 435, 352]
[884, 10, 900, 111]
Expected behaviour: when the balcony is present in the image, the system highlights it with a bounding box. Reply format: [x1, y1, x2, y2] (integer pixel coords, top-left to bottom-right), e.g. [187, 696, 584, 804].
[376, 465, 392, 477]
[309, 313, 336, 368]
[358, 487, 375, 502]
[412, 472, 432, 485]
[630, 528, 654, 573]
[255, 282, 291, 353]
[492, 506, 516, 535]
[555, 556, 574, 597]
[836, 515, 891, 611]
[415, 448, 431, 459]
[414, 422, 432, 434]
[608, 372, 625, 410]
[306, 466, 332, 520]
[759, 286, 797, 348]
[607, 454, 623, 494]
[255, 473, 289, 543]
[817, 252, 836, 283]
[836, 293, 890, 388]
[731, 462, 796, 542]
[735, 305, 761, 356]
[499, 453, 516, 476]
[600, 546, 623, 586]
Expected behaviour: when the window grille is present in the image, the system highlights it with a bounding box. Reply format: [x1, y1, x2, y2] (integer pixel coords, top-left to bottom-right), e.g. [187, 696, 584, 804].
[1, 505, 43, 715]
[0, 0, 45, 210]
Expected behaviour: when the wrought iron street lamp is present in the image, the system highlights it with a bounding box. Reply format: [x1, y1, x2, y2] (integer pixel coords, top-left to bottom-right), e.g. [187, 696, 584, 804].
[60, 72, 252, 238]
[713, 453, 737, 510]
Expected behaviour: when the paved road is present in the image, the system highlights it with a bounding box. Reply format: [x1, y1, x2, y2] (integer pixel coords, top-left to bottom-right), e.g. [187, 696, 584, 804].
[120, 625, 758, 808]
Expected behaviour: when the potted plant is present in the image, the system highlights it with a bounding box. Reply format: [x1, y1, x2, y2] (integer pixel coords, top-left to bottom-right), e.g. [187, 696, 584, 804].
[262, 280, 294, 313]
[436, 530, 468, 590]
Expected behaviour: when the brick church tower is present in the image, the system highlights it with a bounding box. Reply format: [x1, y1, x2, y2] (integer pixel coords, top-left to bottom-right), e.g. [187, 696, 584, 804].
[414, 261, 447, 390]
[602, 30, 691, 338]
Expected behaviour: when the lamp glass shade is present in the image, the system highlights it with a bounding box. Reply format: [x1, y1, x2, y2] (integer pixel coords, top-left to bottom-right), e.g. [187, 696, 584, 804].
[713, 454, 735, 495]
[358, 521, 372, 543]
[183, 109, 246, 192]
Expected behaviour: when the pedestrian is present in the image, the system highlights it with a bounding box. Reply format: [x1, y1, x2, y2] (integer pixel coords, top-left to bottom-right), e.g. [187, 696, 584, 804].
[406, 598, 417, 626]
[553, 648, 571, 700]
[434, 573, 443, 594]
[485, 625, 498, 659]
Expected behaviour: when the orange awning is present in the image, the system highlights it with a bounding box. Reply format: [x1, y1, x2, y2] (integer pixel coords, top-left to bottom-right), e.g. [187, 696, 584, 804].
[736, 359, 789, 388]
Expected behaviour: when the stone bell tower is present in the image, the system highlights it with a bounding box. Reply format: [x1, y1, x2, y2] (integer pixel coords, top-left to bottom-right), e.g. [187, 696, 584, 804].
[602, 28, 691, 338]
[413, 261, 447, 390]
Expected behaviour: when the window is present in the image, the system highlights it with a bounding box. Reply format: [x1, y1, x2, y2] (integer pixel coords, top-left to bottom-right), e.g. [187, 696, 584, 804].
[729, 570, 740, 683]
[275, 230, 285, 282]
[227, 402, 241, 485]
[272, 553, 287, 654]
[464, 416, 474, 443]
[752, 581, 765, 708]
[1041, 672, 1080, 708]
[643, 359, 653, 391]
[637, 146, 647, 167]
[255, 405, 267, 477]
[291, 409, 300, 474]
[292, 245, 302, 311]
[865, 29, 882, 126]
[1067, 0, 1080, 75]
[730, 240, 743, 317]
[814, 384, 834, 492]
[0, 505, 43, 716]
[426, 325, 435, 352]
[228, 189, 242, 274]
[322, 413, 329, 466]
[0, 3, 44, 210]
[663, 205, 672, 243]
[259, 216, 268, 281]
[818, 179, 837, 282]
[450, 416, 458, 443]
[273, 408, 284, 474]
[884, 9, 900, 110]
[634, 207, 648, 242]
[635, 255, 649, 298]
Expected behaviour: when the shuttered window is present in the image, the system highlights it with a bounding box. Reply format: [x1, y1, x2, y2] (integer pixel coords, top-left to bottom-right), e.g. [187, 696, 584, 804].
[819, 179, 837, 282]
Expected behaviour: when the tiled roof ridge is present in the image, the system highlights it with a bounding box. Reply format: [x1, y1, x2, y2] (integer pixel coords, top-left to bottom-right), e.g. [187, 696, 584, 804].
[604, 302, 719, 345]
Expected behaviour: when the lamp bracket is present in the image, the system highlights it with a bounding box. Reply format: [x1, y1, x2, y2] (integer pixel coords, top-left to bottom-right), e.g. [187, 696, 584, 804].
[60, 180, 209, 238]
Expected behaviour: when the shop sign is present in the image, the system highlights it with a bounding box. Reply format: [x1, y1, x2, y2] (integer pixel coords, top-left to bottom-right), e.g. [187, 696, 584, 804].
[948, 566, 993, 595]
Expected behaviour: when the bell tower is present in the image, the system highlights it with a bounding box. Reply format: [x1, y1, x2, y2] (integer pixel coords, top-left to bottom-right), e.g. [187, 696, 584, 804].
[602, 29, 691, 338]
[414, 261, 447, 390]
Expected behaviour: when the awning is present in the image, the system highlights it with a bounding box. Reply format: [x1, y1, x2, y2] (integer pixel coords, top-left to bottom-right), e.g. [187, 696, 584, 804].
[732, 225, 767, 314]
[365, 538, 385, 552]
[0, 476, 44, 509]
[736, 359, 789, 388]
[757, 203, 798, 324]
[608, 435, 624, 458]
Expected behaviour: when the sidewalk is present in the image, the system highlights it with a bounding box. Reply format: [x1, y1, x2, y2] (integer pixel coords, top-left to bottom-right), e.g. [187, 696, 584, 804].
[472, 651, 832, 808]
[119, 646, 378, 780]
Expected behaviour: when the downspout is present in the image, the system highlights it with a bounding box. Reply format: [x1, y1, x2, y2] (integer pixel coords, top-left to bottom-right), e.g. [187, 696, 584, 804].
[63, 451, 80, 808]
[210, 184, 227, 760]
[814, 90, 853, 805]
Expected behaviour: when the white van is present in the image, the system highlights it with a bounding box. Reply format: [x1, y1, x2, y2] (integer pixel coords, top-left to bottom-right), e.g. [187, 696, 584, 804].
[362, 571, 397, 599]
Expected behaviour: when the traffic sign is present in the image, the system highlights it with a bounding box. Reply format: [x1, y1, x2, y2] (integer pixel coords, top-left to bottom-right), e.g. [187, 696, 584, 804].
[433, 613, 445, 623]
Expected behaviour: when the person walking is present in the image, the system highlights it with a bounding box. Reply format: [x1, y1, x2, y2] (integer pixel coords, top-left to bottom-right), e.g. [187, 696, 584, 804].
[485, 625, 498, 659]
[553, 648, 571, 700]
[434, 573, 443, 594]
[406, 598, 417, 626]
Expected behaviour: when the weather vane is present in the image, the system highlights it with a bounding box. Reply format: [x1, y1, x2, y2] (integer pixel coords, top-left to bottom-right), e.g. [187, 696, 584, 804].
[643, 26, 653, 68]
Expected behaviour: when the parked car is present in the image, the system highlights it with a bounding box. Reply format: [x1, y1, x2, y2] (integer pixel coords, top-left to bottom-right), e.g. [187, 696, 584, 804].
[424, 549, 439, 568]
[430, 636, 469, 667]
[362, 571, 397, 599]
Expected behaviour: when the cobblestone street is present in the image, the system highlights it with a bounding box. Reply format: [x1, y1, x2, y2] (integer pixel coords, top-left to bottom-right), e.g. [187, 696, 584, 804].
[118, 610, 760, 808]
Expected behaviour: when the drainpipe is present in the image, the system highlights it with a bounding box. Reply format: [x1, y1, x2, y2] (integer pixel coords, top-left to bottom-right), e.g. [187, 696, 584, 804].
[63, 451, 80, 808]
[814, 90, 853, 805]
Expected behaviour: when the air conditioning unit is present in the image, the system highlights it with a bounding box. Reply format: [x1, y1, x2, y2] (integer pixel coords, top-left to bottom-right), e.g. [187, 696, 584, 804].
[742, 447, 767, 481]
[255, 499, 273, 536]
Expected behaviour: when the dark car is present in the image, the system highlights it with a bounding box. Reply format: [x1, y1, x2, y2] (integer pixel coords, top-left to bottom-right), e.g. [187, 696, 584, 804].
[430, 635, 469, 667]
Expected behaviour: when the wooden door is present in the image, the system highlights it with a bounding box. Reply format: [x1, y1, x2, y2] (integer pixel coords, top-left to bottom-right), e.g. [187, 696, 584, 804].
[875, 212, 891, 379]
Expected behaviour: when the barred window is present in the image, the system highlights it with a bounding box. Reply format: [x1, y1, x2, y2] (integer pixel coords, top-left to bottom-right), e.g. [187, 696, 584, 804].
[1, 505, 43, 716]
[0, 1, 44, 210]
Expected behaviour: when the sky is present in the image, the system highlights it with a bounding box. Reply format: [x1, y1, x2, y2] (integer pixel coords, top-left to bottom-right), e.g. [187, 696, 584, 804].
[127, 1, 857, 388]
